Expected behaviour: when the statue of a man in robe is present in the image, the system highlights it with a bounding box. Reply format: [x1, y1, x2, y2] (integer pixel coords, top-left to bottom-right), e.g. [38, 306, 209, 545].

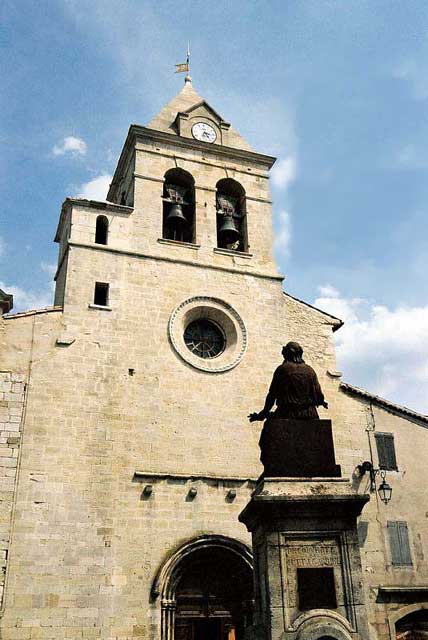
[248, 341, 328, 422]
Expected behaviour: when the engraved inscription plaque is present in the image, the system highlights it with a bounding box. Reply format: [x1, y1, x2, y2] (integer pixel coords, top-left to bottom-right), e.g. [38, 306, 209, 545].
[282, 538, 345, 618]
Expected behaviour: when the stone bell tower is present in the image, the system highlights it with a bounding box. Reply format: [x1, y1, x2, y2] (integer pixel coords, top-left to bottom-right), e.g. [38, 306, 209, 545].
[54, 76, 279, 299]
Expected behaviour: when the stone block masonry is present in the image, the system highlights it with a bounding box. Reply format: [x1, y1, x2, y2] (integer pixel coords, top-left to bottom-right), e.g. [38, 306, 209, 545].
[0, 372, 24, 608]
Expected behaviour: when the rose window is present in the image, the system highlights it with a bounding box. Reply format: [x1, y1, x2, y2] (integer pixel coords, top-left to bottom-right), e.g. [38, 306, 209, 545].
[184, 319, 225, 359]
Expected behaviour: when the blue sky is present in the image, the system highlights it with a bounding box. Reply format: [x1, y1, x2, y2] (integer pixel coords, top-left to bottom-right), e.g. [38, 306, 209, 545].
[1, 1, 428, 411]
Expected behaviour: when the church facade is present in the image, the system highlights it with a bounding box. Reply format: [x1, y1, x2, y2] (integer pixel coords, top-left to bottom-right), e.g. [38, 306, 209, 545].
[0, 78, 427, 640]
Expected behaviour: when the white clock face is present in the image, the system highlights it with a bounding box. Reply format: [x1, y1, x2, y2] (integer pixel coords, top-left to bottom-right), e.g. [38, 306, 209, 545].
[191, 122, 217, 143]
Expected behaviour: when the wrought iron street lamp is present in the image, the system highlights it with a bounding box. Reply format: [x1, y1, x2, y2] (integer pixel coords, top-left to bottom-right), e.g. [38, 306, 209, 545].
[357, 461, 393, 505]
[377, 473, 393, 505]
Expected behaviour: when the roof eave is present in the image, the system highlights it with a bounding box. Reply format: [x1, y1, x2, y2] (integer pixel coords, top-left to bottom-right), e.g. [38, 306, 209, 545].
[284, 292, 344, 331]
[340, 382, 428, 425]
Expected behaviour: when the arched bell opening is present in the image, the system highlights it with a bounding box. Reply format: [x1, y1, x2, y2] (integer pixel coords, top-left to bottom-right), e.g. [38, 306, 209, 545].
[215, 179, 247, 252]
[162, 169, 195, 243]
[153, 535, 253, 640]
[395, 608, 428, 640]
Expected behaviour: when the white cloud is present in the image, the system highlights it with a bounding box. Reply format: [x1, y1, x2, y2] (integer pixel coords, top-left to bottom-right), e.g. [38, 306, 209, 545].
[0, 281, 53, 313]
[393, 144, 428, 170]
[274, 211, 291, 258]
[0, 263, 58, 313]
[76, 174, 112, 201]
[53, 136, 87, 157]
[63, 2, 173, 112]
[314, 286, 428, 414]
[271, 156, 297, 190]
[270, 157, 297, 263]
[392, 59, 428, 101]
[318, 284, 340, 298]
[40, 262, 57, 277]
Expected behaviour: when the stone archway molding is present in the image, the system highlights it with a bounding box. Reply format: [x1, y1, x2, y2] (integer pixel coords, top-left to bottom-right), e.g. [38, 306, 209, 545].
[151, 534, 253, 640]
[387, 602, 428, 640]
[293, 610, 354, 640]
[152, 533, 253, 600]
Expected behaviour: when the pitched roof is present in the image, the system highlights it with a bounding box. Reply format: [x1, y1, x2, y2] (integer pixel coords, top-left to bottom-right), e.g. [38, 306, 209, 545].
[3, 306, 62, 320]
[340, 382, 428, 425]
[284, 292, 344, 331]
[147, 80, 254, 152]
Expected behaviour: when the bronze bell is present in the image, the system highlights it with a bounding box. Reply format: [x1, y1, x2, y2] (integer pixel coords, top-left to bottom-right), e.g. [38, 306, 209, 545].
[218, 213, 240, 244]
[166, 202, 187, 226]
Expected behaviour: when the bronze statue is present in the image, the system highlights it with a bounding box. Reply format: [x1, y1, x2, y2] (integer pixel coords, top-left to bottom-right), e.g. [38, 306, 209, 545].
[248, 341, 328, 422]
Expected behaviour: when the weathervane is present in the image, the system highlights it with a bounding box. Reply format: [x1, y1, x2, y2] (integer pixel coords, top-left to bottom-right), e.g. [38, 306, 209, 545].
[175, 42, 191, 83]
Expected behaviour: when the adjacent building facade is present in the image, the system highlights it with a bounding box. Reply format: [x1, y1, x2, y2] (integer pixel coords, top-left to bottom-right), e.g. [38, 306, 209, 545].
[0, 78, 427, 640]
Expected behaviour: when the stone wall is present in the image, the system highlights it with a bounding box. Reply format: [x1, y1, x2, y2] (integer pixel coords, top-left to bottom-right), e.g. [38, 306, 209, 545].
[0, 283, 427, 639]
[0, 371, 25, 608]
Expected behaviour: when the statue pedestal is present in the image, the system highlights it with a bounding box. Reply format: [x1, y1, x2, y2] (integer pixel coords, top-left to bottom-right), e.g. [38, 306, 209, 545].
[239, 478, 370, 640]
[259, 419, 341, 478]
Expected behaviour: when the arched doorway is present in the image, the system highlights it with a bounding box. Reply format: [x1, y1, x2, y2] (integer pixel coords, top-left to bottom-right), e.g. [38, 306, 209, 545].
[153, 536, 253, 640]
[396, 609, 428, 640]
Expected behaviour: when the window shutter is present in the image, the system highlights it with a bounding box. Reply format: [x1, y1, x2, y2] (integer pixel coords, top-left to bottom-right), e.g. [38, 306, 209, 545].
[375, 432, 397, 470]
[387, 521, 412, 566]
[397, 522, 412, 566]
[387, 521, 401, 565]
[357, 521, 369, 547]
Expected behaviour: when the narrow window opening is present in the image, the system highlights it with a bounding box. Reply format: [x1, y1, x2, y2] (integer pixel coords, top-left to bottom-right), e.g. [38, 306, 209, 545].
[162, 168, 195, 243]
[94, 282, 109, 307]
[95, 215, 108, 245]
[216, 178, 247, 252]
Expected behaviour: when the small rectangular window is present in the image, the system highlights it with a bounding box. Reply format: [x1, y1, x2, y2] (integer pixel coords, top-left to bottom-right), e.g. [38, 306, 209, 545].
[94, 282, 109, 307]
[297, 567, 337, 610]
[387, 521, 412, 566]
[375, 432, 397, 470]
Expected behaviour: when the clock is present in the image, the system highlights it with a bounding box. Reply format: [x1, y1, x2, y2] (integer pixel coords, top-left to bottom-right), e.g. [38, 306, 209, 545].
[191, 122, 217, 143]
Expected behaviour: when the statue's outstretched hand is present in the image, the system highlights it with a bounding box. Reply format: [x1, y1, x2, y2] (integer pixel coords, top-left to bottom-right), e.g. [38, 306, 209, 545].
[248, 411, 265, 422]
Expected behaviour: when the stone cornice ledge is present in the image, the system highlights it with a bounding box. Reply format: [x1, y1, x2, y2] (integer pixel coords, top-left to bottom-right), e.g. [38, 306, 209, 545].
[68, 241, 284, 282]
[134, 471, 257, 485]
[133, 125, 276, 168]
[378, 586, 428, 593]
[64, 197, 133, 214]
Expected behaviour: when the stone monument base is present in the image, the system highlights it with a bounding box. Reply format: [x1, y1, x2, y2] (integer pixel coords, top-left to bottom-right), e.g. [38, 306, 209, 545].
[239, 477, 370, 640]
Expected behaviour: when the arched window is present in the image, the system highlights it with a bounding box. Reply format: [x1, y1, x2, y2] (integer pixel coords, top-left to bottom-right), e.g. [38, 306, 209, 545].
[162, 169, 195, 243]
[95, 215, 108, 245]
[216, 179, 247, 252]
